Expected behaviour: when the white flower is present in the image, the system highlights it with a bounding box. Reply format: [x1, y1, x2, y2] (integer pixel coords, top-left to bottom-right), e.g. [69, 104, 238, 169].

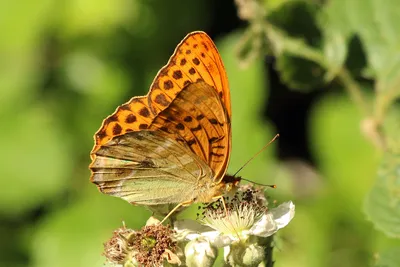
[175, 186, 295, 266]
[202, 186, 295, 243]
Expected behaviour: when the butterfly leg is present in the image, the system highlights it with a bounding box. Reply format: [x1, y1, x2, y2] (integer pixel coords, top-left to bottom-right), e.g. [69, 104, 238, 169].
[160, 201, 193, 224]
[218, 196, 229, 217]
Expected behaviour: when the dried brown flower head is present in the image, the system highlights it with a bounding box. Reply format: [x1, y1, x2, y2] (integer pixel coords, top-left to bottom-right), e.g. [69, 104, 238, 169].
[103, 226, 136, 265]
[132, 222, 179, 267]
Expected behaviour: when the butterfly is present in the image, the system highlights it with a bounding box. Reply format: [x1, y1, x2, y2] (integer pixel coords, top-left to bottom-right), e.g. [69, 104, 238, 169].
[89, 31, 240, 221]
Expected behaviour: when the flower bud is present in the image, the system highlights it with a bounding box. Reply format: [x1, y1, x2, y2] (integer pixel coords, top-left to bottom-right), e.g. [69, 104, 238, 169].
[226, 243, 265, 267]
[185, 237, 217, 267]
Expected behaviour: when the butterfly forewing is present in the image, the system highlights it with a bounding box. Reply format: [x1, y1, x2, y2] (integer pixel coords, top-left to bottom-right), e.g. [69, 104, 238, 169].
[91, 31, 230, 154]
[148, 32, 231, 117]
[150, 81, 230, 182]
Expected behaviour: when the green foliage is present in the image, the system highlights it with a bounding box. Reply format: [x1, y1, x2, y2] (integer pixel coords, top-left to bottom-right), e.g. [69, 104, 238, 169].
[373, 247, 400, 267]
[237, 0, 400, 237]
[235, 0, 400, 266]
[364, 151, 400, 238]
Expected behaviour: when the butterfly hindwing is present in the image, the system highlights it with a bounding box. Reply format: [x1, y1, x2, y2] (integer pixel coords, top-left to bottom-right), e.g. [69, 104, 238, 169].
[91, 131, 213, 205]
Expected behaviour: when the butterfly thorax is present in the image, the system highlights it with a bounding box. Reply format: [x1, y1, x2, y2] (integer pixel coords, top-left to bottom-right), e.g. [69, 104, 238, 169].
[194, 174, 241, 203]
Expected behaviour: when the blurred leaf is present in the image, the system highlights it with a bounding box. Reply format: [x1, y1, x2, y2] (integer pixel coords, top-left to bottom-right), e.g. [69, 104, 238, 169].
[263, 0, 302, 12]
[310, 92, 379, 209]
[276, 54, 326, 91]
[364, 151, 400, 238]
[348, 0, 400, 92]
[308, 92, 381, 267]
[373, 247, 400, 267]
[385, 109, 400, 151]
[0, 0, 53, 109]
[363, 103, 400, 238]
[324, 0, 400, 98]
[267, 1, 327, 91]
[265, 23, 328, 91]
[57, 0, 137, 37]
[31, 185, 150, 267]
[235, 29, 266, 70]
[274, 202, 332, 267]
[320, 0, 354, 41]
[0, 0, 53, 54]
[268, 1, 321, 47]
[320, 27, 347, 82]
[0, 105, 72, 216]
[0, 56, 37, 110]
[61, 49, 131, 148]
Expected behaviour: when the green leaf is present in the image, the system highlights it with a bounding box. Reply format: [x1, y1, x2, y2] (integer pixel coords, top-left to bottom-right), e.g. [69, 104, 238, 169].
[320, 27, 348, 82]
[328, 0, 400, 97]
[267, 1, 321, 47]
[276, 54, 326, 91]
[364, 151, 400, 238]
[348, 0, 400, 84]
[267, 1, 328, 91]
[373, 247, 400, 267]
[364, 104, 400, 238]
[320, 0, 354, 40]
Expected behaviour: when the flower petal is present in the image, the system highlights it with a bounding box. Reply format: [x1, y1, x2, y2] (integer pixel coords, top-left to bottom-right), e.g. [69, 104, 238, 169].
[249, 213, 277, 237]
[145, 216, 161, 226]
[175, 219, 215, 233]
[249, 201, 295, 237]
[271, 201, 295, 229]
[162, 248, 181, 265]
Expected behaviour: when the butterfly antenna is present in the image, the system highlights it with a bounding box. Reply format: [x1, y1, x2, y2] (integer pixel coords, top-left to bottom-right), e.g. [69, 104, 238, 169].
[232, 133, 280, 178]
[240, 178, 276, 188]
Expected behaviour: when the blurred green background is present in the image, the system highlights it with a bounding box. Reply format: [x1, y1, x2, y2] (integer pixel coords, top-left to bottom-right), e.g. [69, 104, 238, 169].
[1, 0, 400, 266]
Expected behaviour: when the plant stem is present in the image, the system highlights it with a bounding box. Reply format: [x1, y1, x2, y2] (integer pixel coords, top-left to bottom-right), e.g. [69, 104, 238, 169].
[264, 236, 274, 267]
[337, 68, 370, 117]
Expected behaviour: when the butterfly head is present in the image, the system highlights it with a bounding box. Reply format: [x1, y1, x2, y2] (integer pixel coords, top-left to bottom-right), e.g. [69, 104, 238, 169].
[223, 174, 241, 185]
[221, 174, 241, 195]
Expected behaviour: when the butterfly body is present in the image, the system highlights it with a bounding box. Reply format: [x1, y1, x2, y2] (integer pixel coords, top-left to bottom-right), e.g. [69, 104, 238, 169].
[89, 31, 237, 211]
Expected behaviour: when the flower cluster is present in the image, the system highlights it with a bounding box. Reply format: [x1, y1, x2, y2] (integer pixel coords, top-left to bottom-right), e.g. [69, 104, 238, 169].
[102, 186, 295, 267]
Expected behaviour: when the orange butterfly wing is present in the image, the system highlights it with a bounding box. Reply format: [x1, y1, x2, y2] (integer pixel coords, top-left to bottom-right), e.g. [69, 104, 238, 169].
[90, 31, 231, 183]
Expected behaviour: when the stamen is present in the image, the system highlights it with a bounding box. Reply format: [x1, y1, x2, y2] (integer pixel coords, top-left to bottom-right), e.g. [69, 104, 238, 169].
[200, 186, 268, 235]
